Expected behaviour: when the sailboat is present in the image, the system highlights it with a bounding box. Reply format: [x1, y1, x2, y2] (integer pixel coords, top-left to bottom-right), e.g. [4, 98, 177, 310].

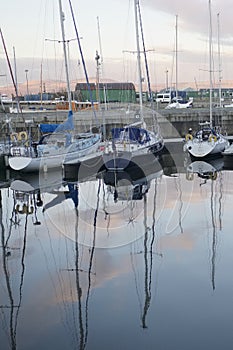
[7, 0, 101, 173]
[103, 0, 164, 171]
[165, 15, 193, 110]
[183, 0, 229, 158]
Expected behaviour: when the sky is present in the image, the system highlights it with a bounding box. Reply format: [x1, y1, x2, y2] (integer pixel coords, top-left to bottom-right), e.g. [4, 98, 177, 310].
[1, 0, 233, 95]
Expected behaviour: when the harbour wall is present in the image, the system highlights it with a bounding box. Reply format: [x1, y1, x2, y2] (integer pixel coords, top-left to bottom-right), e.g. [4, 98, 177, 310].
[1, 105, 233, 140]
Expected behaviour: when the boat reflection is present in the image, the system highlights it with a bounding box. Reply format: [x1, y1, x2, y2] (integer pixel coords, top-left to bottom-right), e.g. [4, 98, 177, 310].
[185, 157, 224, 290]
[185, 157, 224, 183]
[2, 149, 233, 348]
[0, 187, 28, 350]
[100, 161, 164, 328]
[9, 169, 79, 216]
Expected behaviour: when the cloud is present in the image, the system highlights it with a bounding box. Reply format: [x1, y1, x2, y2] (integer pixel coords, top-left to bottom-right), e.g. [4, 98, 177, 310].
[143, 0, 233, 39]
[1, 0, 233, 91]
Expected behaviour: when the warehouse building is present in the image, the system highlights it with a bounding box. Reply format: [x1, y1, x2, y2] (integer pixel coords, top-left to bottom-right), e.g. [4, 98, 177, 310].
[74, 82, 136, 104]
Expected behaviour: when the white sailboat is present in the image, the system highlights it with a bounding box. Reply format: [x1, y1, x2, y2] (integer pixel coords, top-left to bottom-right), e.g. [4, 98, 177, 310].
[165, 15, 193, 110]
[165, 98, 193, 110]
[8, 0, 101, 173]
[103, 0, 164, 171]
[183, 0, 229, 158]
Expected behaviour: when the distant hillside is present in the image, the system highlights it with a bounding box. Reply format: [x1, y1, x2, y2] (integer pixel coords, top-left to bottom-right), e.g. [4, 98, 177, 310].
[0, 78, 120, 96]
[2, 78, 233, 96]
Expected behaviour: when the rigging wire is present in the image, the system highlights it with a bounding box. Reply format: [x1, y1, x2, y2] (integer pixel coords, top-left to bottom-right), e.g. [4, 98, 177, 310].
[68, 0, 99, 128]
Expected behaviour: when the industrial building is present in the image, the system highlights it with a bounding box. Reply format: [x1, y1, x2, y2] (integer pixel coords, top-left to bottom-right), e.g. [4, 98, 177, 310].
[74, 82, 136, 104]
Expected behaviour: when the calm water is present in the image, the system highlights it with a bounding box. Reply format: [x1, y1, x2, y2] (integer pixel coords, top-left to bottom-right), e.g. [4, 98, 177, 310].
[1, 151, 233, 350]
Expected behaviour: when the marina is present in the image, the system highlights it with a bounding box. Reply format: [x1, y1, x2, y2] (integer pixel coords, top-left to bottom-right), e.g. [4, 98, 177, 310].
[1, 0, 233, 348]
[1, 103, 233, 140]
[1, 148, 233, 349]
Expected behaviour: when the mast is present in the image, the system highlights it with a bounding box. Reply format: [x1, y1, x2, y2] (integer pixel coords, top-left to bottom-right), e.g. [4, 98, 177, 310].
[97, 16, 104, 75]
[68, 0, 99, 126]
[96, 16, 101, 106]
[40, 63, 43, 107]
[175, 15, 178, 102]
[217, 12, 222, 108]
[95, 50, 101, 106]
[137, 2, 152, 103]
[13, 47, 19, 98]
[209, 0, 213, 128]
[58, 0, 72, 111]
[0, 28, 22, 115]
[97, 16, 107, 111]
[134, 0, 143, 120]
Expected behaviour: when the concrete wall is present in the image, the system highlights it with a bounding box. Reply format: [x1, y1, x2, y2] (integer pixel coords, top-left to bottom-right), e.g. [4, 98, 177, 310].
[1, 105, 233, 140]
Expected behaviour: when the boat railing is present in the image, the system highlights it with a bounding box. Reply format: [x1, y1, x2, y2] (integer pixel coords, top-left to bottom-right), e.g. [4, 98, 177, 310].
[11, 145, 36, 158]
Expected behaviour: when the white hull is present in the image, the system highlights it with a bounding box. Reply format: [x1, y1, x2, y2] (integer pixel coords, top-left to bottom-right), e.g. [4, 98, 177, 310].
[8, 139, 101, 172]
[184, 135, 229, 158]
[165, 99, 193, 110]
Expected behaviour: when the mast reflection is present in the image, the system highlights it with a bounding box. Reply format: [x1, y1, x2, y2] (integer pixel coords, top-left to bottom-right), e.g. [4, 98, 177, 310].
[105, 164, 163, 329]
[0, 187, 29, 350]
[62, 180, 98, 349]
[185, 157, 224, 290]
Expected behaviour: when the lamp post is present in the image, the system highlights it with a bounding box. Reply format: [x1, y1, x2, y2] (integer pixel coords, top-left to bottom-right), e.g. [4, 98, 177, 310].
[25, 69, 29, 99]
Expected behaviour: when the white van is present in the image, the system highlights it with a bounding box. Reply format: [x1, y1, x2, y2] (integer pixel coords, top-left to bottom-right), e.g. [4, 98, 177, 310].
[155, 93, 171, 103]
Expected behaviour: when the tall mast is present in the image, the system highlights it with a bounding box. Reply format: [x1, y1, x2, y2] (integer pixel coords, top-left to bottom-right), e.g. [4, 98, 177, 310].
[40, 63, 43, 107]
[13, 47, 18, 97]
[97, 16, 104, 75]
[137, 2, 152, 103]
[217, 12, 222, 108]
[209, 0, 213, 128]
[58, 0, 72, 111]
[68, 0, 99, 126]
[134, 0, 143, 120]
[0, 28, 23, 116]
[175, 15, 178, 102]
[0, 29, 18, 101]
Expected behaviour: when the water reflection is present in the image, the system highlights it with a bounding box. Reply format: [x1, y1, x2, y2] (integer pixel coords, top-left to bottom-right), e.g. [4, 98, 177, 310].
[0, 188, 27, 350]
[1, 151, 233, 349]
[133, 179, 163, 329]
[185, 157, 224, 290]
[64, 193, 96, 350]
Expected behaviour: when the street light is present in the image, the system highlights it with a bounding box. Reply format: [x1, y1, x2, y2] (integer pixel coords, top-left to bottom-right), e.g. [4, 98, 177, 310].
[25, 69, 29, 99]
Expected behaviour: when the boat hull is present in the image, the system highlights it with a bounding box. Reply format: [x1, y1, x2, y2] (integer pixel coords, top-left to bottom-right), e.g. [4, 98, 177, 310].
[184, 136, 229, 158]
[8, 139, 101, 172]
[103, 139, 164, 171]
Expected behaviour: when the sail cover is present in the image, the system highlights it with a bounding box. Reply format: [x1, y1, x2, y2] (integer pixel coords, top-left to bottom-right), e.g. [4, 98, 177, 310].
[55, 110, 74, 132]
[39, 110, 74, 133]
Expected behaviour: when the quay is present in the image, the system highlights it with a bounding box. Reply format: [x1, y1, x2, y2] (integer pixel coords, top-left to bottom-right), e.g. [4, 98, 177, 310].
[1, 104, 233, 140]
